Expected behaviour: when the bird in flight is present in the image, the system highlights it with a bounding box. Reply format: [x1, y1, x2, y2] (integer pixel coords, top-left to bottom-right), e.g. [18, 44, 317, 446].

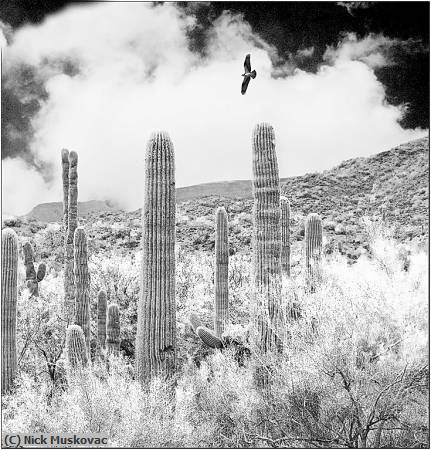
[241, 54, 257, 95]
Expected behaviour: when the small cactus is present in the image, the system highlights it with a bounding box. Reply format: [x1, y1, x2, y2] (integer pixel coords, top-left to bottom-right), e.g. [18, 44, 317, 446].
[305, 213, 323, 288]
[64, 150, 78, 321]
[196, 326, 224, 349]
[214, 207, 229, 336]
[23, 242, 46, 296]
[74, 227, 90, 352]
[2, 229, 18, 394]
[280, 196, 291, 277]
[106, 304, 120, 356]
[97, 290, 107, 351]
[66, 325, 88, 373]
[252, 123, 281, 352]
[136, 131, 176, 383]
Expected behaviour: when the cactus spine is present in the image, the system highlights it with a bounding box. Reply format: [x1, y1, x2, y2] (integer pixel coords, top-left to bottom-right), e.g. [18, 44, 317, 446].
[74, 227, 90, 352]
[106, 304, 120, 356]
[97, 290, 107, 352]
[135, 131, 176, 382]
[280, 196, 291, 277]
[2, 229, 18, 394]
[305, 213, 323, 287]
[23, 242, 46, 296]
[252, 123, 281, 352]
[64, 151, 78, 321]
[214, 207, 229, 337]
[66, 325, 88, 375]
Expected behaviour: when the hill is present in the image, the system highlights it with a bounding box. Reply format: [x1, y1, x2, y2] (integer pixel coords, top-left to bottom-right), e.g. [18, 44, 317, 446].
[5, 136, 429, 263]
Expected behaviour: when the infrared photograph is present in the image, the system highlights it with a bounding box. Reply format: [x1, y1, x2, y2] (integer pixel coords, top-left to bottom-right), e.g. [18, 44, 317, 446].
[1, 1, 429, 448]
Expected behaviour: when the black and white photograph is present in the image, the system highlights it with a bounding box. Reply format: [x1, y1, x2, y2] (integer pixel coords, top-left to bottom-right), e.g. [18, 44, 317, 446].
[1, 1, 429, 448]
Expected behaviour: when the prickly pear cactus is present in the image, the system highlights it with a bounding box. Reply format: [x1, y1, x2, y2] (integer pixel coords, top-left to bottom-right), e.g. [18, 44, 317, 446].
[214, 207, 229, 336]
[135, 131, 176, 383]
[106, 303, 120, 356]
[252, 123, 281, 352]
[280, 196, 291, 277]
[64, 151, 78, 321]
[23, 242, 46, 296]
[74, 227, 90, 352]
[2, 229, 18, 394]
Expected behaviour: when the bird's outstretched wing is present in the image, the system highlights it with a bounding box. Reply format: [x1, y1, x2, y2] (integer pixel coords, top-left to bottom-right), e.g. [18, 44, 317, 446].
[244, 54, 251, 73]
[241, 76, 251, 95]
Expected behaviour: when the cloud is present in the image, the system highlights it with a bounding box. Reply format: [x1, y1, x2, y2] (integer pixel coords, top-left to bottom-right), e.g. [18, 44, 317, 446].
[337, 2, 374, 15]
[324, 32, 426, 68]
[296, 46, 315, 58]
[2, 3, 427, 216]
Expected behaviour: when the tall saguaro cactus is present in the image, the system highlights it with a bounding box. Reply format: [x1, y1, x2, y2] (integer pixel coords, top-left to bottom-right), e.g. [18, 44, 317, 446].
[64, 151, 78, 321]
[2, 229, 18, 394]
[74, 227, 90, 352]
[252, 123, 281, 352]
[305, 213, 323, 288]
[106, 304, 120, 356]
[23, 242, 46, 296]
[280, 196, 291, 277]
[61, 149, 70, 234]
[97, 290, 107, 352]
[214, 207, 229, 336]
[135, 131, 176, 383]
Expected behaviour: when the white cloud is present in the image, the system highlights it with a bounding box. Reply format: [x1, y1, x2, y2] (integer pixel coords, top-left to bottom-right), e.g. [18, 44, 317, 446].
[323, 32, 423, 68]
[2, 3, 427, 216]
[297, 46, 315, 58]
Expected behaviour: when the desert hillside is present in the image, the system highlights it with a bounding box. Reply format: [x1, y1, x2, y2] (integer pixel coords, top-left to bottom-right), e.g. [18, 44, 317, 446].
[6, 136, 429, 263]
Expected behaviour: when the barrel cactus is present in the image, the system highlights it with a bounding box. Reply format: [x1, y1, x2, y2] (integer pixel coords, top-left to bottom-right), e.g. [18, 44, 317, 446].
[97, 290, 107, 352]
[23, 242, 46, 296]
[64, 150, 78, 321]
[214, 207, 229, 336]
[305, 213, 323, 288]
[252, 123, 281, 352]
[106, 303, 120, 356]
[74, 227, 90, 352]
[2, 229, 18, 393]
[280, 196, 291, 277]
[135, 131, 176, 382]
[66, 324, 88, 376]
[196, 326, 224, 349]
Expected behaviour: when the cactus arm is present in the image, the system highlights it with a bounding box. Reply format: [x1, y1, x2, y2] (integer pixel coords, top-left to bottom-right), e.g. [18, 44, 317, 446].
[196, 326, 224, 349]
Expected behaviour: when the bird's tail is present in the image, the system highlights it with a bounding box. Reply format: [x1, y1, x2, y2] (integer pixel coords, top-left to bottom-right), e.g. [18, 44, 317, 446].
[251, 70, 257, 79]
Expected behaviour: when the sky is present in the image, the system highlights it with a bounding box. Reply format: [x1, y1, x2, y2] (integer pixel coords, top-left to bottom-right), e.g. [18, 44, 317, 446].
[1, 1, 429, 216]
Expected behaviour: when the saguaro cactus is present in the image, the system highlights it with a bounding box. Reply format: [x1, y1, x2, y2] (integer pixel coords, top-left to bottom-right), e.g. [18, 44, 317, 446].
[2, 229, 18, 394]
[106, 304, 120, 356]
[135, 131, 176, 382]
[66, 325, 88, 374]
[97, 290, 107, 351]
[214, 207, 229, 336]
[61, 149, 69, 234]
[23, 242, 46, 296]
[74, 227, 90, 352]
[64, 151, 78, 321]
[252, 123, 281, 352]
[280, 196, 291, 277]
[305, 213, 323, 287]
